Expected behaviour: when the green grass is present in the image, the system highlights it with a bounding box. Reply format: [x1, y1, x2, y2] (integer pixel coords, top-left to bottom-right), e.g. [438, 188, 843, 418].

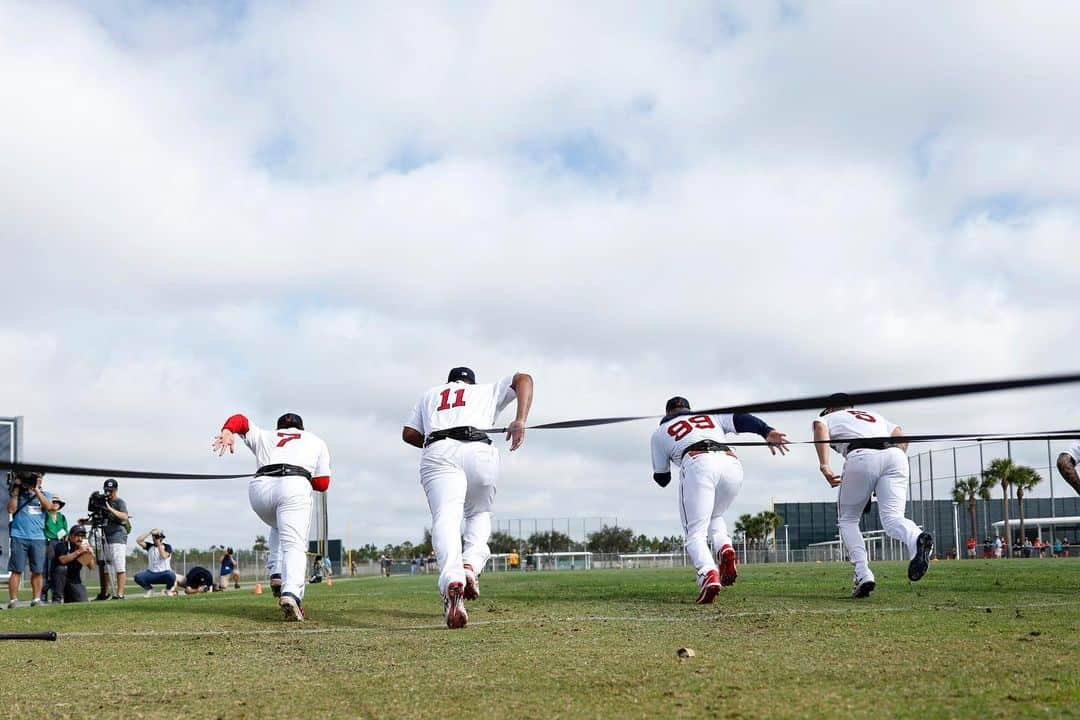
[2, 560, 1078, 719]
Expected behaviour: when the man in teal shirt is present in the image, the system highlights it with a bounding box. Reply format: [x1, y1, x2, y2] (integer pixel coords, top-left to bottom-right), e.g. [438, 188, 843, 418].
[6, 472, 56, 608]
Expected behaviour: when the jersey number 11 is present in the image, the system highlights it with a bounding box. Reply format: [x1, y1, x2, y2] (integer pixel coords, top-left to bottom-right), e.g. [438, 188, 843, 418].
[437, 388, 467, 411]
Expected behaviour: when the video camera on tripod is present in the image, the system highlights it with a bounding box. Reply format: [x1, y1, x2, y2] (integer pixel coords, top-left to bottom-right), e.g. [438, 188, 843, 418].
[86, 490, 110, 528]
[6, 470, 42, 495]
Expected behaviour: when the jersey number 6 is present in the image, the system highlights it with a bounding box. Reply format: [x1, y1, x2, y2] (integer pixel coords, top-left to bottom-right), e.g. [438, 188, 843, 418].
[668, 415, 715, 441]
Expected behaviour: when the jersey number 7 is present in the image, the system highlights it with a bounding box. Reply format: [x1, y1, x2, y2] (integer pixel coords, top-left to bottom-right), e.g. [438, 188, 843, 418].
[276, 432, 302, 447]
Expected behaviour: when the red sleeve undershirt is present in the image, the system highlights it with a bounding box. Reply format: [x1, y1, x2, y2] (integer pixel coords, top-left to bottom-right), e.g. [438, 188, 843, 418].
[222, 414, 250, 435]
[311, 476, 330, 492]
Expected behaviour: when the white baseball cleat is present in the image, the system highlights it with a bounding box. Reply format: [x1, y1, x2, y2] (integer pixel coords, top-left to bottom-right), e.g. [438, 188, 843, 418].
[279, 594, 305, 622]
[444, 582, 468, 629]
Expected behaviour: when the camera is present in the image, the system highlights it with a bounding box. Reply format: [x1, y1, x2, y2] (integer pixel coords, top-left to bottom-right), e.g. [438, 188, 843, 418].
[87, 490, 109, 528]
[6, 471, 40, 494]
[151, 532, 165, 541]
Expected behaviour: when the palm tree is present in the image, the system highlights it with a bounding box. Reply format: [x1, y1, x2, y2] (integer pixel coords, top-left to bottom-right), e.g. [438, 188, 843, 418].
[1012, 466, 1042, 548]
[983, 458, 1022, 558]
[951, 475, 992, 552]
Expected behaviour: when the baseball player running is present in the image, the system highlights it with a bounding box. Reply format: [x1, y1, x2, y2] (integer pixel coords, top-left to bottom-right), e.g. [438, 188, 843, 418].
[813, 394, 933, 598]
[651, 397, 789, 604]
[402, 366, 533, 629]
[1056, 441, 1080, 495]
[213, 412, 330, 621]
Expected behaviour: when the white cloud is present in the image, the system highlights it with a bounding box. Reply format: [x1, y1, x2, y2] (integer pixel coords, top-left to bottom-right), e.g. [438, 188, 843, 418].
[2, 1, 1079, 550]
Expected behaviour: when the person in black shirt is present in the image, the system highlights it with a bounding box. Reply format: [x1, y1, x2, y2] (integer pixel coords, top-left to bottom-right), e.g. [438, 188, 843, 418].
[174, 566, 214, 594]
[52, 525, 94, 604]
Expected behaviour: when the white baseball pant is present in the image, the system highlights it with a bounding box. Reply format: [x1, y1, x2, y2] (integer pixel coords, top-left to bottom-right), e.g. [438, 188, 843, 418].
[679, 452, 744, 577]
[837, 448, 922, 579]
[248, 475, 313, 602]
[420, 440, 498, 596]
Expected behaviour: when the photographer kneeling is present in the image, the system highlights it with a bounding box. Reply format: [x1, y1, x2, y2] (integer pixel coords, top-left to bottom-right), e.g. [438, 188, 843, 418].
[133, 529, 176, 597]
[52, 525, 94, 604]
[6, 471, 56, 608]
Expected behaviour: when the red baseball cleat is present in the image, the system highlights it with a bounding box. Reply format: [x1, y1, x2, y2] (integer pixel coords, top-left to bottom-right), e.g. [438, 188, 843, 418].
[718, 545, 738, 587]
[463, 563, 480, 601]
[444, 582, 468, 629]
[696, 569, 721, 604]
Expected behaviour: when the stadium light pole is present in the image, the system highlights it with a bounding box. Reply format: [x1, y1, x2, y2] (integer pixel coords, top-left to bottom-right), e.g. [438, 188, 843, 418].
[952, 502, 960, 561]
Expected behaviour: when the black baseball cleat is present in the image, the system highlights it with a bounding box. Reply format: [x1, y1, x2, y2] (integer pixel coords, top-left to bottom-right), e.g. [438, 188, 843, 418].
[852, 576, 876, 598]
[270, 574, 282, 598]
[908, 532, 934, 582]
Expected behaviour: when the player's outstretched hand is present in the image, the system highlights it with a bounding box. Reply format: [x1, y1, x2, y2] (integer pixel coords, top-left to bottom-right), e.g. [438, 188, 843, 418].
[507, 420, 526, 451]
[212, 429, 235, 456]
[820, 464, 841, 487]
[765, 430, 790, 456]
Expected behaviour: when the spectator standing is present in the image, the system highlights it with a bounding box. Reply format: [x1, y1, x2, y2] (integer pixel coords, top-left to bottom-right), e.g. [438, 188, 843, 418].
[219, 548, 240, 590]
[133, 529, 176, 596]
[1053, 538, 1063, 557]
[1062, 537, 1071, 558]
[965, 536, 976, 560]
[426, 550, 436, 574]
[97, 479, 130, 600]
[41, 494, 69, 602]
[508, 549, 520, 570]
[982, 538, 992, 559]
[52, 524, 94, 603]
[6, 472, 56, 608]
[993, 536, 1003, 558]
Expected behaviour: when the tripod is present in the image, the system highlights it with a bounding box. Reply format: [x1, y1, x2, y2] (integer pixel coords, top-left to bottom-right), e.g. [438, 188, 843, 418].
[88, 523, 112, 599]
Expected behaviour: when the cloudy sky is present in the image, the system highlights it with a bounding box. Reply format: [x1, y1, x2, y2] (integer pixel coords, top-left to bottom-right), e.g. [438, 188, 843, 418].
[3, 1, 1078, 551]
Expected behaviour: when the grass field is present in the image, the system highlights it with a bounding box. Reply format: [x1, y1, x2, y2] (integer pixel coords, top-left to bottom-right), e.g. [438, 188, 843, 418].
[1, 560, 1077, 719]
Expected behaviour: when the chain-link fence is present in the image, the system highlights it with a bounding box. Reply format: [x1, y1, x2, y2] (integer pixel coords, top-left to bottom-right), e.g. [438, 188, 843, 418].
[906, 439, 1080, 559]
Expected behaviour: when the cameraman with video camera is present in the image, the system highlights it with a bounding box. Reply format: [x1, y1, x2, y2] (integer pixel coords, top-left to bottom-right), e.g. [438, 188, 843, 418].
[92, 479, 130, 600]
[6, 471, 56, 608]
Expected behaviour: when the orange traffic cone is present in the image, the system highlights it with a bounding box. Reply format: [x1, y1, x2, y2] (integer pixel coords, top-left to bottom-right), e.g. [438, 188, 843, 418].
[254, 583, 263, 595]
[326, 577, 333, 587]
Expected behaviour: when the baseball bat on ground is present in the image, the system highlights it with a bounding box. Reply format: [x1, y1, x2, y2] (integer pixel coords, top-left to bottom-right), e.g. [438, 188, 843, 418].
[0, 631, 57, 641]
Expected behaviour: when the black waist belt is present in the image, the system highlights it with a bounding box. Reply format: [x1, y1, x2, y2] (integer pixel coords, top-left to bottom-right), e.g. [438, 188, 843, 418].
[424, 426, 492, 448]
[681, 439, 733, 460]
[845, 439, 891, 453]
[256, 464, 312, 480]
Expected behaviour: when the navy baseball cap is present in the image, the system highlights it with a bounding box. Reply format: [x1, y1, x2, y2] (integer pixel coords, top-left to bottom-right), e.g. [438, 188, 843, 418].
[276, 412, 304, 430]
[103, 478, 118, 491]
[69, 525, 87, 537]
[665, 396, 691, 413]
[447, 367, 476, 384]
[820, 393, 852, 417]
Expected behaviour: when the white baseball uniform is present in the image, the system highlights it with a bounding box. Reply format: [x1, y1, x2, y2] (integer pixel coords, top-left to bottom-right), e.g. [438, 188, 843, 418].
[651, 413, 744, 578]
[405, 378, 516, 596]
[814, 408, 921, 582]
[1063, 441, 1080, 463]
[224, 415, 330, 604]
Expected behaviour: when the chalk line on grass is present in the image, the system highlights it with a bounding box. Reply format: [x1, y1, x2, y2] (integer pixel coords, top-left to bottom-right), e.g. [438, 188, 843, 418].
[54, 599, 1080, 639]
